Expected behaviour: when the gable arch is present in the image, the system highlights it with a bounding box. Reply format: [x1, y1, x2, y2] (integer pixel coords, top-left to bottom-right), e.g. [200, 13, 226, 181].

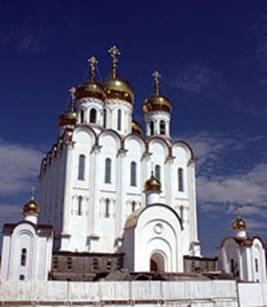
[98, 129, 122, 152]
[123, 134, 146, 154]
[147, 137, 170, 158]
[72, 126, 97, 144]
[172, 140, 194, 162]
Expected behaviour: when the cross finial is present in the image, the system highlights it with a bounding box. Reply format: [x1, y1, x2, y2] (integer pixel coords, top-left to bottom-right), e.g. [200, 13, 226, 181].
[88, 56, 98, 82]
[68, 87, 76, 110]
[108, 45, 121, 78]
[152, 70, 161, 96]
[31, 186, 35, 200]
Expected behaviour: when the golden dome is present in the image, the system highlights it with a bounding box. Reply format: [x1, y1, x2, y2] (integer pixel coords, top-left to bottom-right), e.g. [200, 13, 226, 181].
[75, 81, 105, 101]
[132, 120, 142, 135]
[59, 108, 77, 127]
[144, 172, 161, 192]
[104, 77, 134, 103]
[23, 199, 40, 215]
[232, 217, 246, 231]
[75, 56, 105, 101]
[143, 95, 172, 113]
[143, 70, 172, 114]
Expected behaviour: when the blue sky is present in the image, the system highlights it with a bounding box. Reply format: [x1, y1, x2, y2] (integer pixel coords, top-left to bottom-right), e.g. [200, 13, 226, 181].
[1, 0, 267, 256]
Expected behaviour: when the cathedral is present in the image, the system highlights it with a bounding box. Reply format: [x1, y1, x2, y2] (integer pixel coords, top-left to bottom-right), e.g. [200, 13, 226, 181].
[1, 45, 267, 306]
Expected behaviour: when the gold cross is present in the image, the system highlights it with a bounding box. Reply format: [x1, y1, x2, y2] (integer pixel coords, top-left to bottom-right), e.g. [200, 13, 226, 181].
[108, 45, 121, 78]
[88, 56, 98, 82]
[152, 70, 161, 96]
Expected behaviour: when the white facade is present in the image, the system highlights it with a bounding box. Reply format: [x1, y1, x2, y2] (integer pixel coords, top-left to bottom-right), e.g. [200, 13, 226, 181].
[220, 219, 267, 282]
[39, 124, 200, 259]
[0, 211, 53, 281]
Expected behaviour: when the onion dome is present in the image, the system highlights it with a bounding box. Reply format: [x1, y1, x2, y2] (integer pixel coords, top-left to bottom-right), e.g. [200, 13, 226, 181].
[232, 217, 246, 231]
[104, 45, 134, 104]
[58, 88, 77, 127]
[132, 120, 142, 135]
[23, 199, 40, 215]
[143, 70, 172, 114]
[144, 171, 161, 192]
[75, 56, 105, 101]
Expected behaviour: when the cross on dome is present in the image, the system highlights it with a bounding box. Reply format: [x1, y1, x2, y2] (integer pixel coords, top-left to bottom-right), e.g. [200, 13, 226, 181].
[68, 87, 76, 110]
[31, 186, 35, 200]
[152, 70, 161, 96]
[88, 56, 98, 82]
[108, 45, 121, 78]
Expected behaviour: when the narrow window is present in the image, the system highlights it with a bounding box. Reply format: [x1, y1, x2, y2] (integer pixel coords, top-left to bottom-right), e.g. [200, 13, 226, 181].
[131, 201, 136, 212]
[155, 164, 161, 182]
[93, 258, 99, 270]
[90, 108, 97, 123]
[105, 158, 112, 183]
[67, 257, 72, 270]
[21, 248, 27, 266]
[150, 121, 154, 135]
[77, 196, 82, 215]
[78, 154, 86, 180]
[80, 110, 84, 123]
[106, 259, 112, 271]
[103, 109, 107, 128]
[230, 259, 235, 274]
[53, 257, 59, 269]
[255, 258, 259, 272]
[105, 199, 110, 218]
[19, 274, 25, 280]
[159, 120, 166, 135]
[130, 161, 137, 186]
[117, 109, 122, 131]
[178, 168, 184, 192]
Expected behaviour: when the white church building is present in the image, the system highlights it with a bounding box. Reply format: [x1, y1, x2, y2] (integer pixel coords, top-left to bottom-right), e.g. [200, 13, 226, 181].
[0, 45, 267, 306]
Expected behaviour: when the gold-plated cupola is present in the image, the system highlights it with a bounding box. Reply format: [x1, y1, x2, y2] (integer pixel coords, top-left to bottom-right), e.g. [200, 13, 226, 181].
[143, 70, 172, 114]
[58, 87, 77, 127]
[103, 45, 134, 104]
[75, 56, 105, 101]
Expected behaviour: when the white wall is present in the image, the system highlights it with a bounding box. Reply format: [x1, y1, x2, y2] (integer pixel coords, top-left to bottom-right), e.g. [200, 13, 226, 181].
[0, 280, 238, 306]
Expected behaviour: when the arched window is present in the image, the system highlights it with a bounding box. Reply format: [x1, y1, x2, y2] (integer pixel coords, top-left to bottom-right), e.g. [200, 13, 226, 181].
[103, 109, 107, 128]
[78, 154, 86, 180]
[90, 108, 97, 123]
[80, 110, 84, 123]
[230, 259, 235, 274]
[20, 248, 27, 266]
[77, 196, 82, 215]
[130, 161, 137, 186]
[155, 164, 161, 182]
[178, 168, 184, 192]
[159, 120, 166, 135]
[131, 201, 137, 212]
[255, 258, 259, 272]
[105, 199, 110, 218]
[19, 275, 25, 280]
[105, 158, 112, 183]
[150, 121, 154, 135]
[117, 109, 122, 131]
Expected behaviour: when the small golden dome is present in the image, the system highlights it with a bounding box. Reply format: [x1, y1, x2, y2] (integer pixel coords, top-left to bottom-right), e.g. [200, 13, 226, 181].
[132, 120, 142, 135]
[59, 108, 77, 127]
[232, 217, 246, 231]
[143, 95, 172, 114]
[104, 77, 134, 103]
[143, 70, 172, 114]
[23, 199, 40, 215]
[144, 172, 161, 192]
[75, 81, 105, 101]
